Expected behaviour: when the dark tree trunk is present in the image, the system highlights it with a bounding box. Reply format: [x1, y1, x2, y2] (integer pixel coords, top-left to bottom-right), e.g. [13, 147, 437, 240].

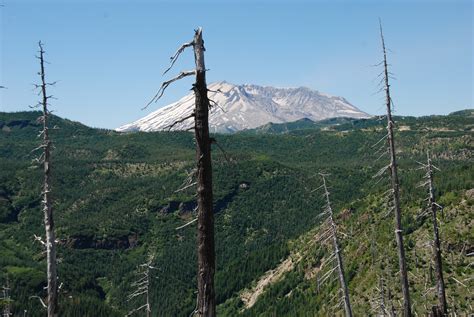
[426, 153, 448, 315]
[379, 22, 411, 317]
[193, 28, 216, 317]
[388, 287, 396, 317]
[39, 42, 58, 317]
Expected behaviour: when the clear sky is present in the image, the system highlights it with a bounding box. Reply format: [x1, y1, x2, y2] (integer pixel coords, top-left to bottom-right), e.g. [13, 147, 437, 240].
[0, 0, 472, 129]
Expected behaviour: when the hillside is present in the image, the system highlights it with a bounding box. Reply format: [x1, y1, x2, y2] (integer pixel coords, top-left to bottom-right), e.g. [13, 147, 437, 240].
[0, 110, 472, 316]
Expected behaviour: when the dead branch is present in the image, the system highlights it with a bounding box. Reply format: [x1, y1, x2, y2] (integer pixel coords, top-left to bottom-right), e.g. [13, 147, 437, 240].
[163, 41, 194, 75]
[176, 218, 198, 230]
[33, 234, 47, 247]
[164, 112, 195, 131]
[372, 133, 389, 148]
[210, 138, 232, 163]
[175, 182, 198, 193]
[144, 70, 196, 109]
[208, 99, 226, 113]
[29, 295, 47, 308]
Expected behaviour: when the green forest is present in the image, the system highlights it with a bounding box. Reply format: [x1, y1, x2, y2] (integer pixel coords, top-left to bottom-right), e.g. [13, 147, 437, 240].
[0, 110, 472, 316]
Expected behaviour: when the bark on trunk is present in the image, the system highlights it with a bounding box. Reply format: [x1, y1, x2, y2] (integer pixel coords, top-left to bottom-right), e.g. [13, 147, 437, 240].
[379, 22, 412, 317]
[39, 42, 58, 317]
[193, 28, 216, 317]
[426, 153, 448, 315]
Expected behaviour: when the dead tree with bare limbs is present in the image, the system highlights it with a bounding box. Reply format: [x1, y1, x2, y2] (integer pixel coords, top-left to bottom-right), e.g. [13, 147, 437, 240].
[127, 258, 155, 317]
[314, 174, 352, 317]
[2, 276, 12, 317]
[146, 28, 215, 317]
[33, 41, 58, 317]
[417, 152, 448, 315]
[369, 275, 387, 316]
[369, 274, 398, 317]
[378, 20, 412, 317]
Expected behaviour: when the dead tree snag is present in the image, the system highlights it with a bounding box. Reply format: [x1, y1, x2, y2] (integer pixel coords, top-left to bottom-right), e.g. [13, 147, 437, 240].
[378, 20, 412, 317]
[146, 28, 215, 317]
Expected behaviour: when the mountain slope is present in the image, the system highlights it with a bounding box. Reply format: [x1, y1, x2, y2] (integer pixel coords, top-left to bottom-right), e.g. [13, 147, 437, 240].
[218, 190, 473, 316]
[0, 110, 472, 316]
[117, 82, 370, 133]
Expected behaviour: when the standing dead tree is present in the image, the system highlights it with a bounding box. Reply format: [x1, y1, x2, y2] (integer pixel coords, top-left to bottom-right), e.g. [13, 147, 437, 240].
[369, 275, 387, 316]
[127, 258, 155, 317]
[314, 174, 353, 317]
[376, 20, 412, 316]
[32, 41, 59, 317]
[417, 152, 448, 315]
[2, 276, 12, 317]
[146, 28, 215, 317]
[369, 275, 397, 317]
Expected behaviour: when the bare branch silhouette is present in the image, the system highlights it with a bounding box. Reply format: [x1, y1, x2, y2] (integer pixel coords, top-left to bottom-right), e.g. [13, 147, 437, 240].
[144, 70, 196, 110]
[163, 41, 194, 75]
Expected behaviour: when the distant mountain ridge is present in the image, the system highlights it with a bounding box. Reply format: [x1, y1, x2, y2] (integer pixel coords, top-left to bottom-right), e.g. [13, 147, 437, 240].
[116, 81, 370, 133]
[245, 117, 358, 134]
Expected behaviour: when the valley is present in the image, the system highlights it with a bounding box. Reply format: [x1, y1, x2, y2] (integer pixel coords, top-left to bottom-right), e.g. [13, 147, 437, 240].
[0, 110, 472, 316]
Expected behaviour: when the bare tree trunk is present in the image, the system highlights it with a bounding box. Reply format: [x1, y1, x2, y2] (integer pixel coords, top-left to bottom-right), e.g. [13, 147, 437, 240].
[146, 288, 151, 317]
[127, 258, 154, 317]
[145, 27, 215, 316]
[2, 276, 12, 317]
[379, 21, 411, 317]
[334, 240, 352, 317]
[379, 276, 387, 317]
[193, 28, 216, 317]
[321, 175, 352, 317]
[426, 153, 448, 315]
[388, 287, 396, 317]
[38, 41, 58, 317]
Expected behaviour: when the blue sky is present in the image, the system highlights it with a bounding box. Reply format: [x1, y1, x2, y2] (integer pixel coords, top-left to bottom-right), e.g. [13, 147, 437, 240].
[0, 0, 472, 129]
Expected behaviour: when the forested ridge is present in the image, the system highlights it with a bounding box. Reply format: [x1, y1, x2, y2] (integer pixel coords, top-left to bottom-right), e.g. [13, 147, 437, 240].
[0, 110, 472, 316]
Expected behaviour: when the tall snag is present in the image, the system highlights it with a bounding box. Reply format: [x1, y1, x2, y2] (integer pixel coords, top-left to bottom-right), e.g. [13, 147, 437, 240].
[315, 174, 352, 317]
[36, 41, 58, 317]
[193, 29, 216, 317]
[127, 257, 154, 317]
[2, 276, 12, 317]
[418, 152, 447, 315]
[146, 28, 215, 316]
[379, 21, 411, 316]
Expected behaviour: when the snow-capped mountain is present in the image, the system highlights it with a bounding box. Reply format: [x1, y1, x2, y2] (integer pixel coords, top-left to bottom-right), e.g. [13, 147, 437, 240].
[117, 81, 370, 133]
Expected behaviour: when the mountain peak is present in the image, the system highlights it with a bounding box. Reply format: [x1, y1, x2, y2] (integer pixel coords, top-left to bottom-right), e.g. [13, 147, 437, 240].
[117, 82, 370, 133]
